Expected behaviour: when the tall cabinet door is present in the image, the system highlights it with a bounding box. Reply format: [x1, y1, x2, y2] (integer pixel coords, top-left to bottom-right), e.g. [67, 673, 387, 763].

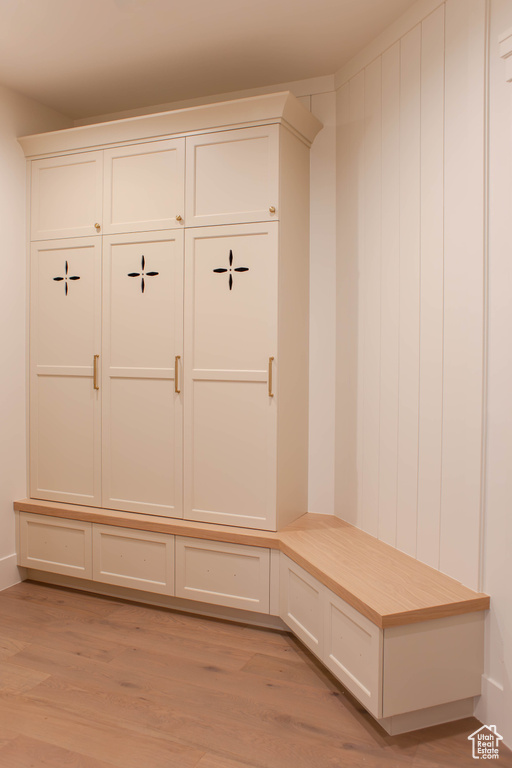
[31, 152, 103, 240]
[30, 238, 101, 505]
[103, 139, 185, 235]
[102, 231, 184, 516]
[184, 223, 278, 530]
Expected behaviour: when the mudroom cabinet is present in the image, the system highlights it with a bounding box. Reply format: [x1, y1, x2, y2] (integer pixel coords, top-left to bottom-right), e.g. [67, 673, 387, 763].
[21, 92, 322, 531]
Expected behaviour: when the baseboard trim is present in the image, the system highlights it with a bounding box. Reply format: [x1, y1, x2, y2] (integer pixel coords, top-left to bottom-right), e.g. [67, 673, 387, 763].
[0, 553, 23, 591]
[23, 569, 287, 631]
[475, 675, 511, 748]
[377, 698, 476, 735]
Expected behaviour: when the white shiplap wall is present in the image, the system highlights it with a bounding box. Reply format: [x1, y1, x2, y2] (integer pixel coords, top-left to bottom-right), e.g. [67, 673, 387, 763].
[335, 0, 486, 590]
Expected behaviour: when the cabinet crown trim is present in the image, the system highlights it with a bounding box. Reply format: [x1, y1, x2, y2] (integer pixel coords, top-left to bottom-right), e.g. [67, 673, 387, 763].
[18, 91, 323, 157]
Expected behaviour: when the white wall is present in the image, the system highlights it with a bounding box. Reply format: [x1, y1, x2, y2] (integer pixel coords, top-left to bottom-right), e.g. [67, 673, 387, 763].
[335, 0, 512, 748]
[335, 0, 486, 592]
[0, 86, 72, 589]
[475, 0, 512, 748]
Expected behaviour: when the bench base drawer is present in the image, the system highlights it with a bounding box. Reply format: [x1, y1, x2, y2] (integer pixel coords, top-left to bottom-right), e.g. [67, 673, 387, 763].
[18, 512, 92, 578]
[175, 537, 270, 613]
[93, 524, 174, 595]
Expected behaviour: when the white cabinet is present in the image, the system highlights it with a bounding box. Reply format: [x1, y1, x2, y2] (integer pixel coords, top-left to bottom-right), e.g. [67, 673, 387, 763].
[184, 222, 278, 529]
[23, 94, 321, 531]
[92, 524, 174, 594]
[324, 590, 383, 718]
[102, 230, 184, 516]
[185, 126, 279, 227]
[31, 152, 103, 240]
[175, 537, 270, 613]
[19, 513, 92, 579]
[29, 238, 102, 505]
[279, 554, 324, 657]
[103, 140, 185, 234]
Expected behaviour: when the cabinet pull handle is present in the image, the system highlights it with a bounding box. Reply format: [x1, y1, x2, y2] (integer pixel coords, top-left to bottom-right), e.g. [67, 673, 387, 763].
[268, 356, 274, 397]
[269, 206, 276, 214]
[93, 355, 100, 390]
[94, 222, 101, 231]
[175, 355, 181, 394]
[175, 214, 183, 222]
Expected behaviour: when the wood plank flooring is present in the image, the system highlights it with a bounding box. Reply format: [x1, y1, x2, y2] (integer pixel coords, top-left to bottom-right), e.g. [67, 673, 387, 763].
[0, 581, 509, 768]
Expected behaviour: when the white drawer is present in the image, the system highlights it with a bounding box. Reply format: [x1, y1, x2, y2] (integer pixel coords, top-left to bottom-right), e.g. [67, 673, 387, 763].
[175, 537, 270, 613]
[92, 525, 174, 595]
[19, 512, 92, 578]
[324, 590, 383, 718]
[279, 555, 324, 657]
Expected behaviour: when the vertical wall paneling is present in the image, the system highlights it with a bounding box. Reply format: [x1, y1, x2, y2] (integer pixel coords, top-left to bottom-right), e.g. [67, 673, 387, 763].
[441, 0, 485, 590]
[396, 25, 422, 557]
[334, 82, 359, 524]
[416, 6, 445, 568]
[309, 92, 337, 515]
[350, 72, 366, 526]
[361, 59, 382, 536]
[378, 42, 401, 547]
[335, 0, 487, 590]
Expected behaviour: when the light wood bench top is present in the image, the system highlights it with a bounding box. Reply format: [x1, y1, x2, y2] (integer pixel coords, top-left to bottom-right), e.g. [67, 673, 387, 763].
[14, 499, 489, 629]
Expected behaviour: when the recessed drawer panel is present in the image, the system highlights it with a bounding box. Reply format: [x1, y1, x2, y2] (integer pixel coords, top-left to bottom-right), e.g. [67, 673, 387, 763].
[279, 555, 324, 657]
[19, 512, 92, 578]
[324, 591, 383, 718]
[93, 525, 174, 595]
[175, 537, 270, 613]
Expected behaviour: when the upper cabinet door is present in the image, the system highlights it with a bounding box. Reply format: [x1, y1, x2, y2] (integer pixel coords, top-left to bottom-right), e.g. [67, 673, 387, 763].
[185, 126, 279, 227]
[31, 152, 103, 241]
[103, 139, 185, 235]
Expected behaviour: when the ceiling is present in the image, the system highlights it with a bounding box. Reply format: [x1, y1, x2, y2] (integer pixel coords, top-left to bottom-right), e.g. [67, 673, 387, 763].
[0, 0, 415, 120]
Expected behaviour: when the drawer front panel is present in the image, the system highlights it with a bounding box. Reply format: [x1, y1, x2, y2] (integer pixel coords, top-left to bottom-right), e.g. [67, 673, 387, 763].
[92, 525, 174, 595]
[324, 592, 382, 717]
[175, 537, 270, 613]
[279, 555, 324, 657]
[19, 512, 92, 578]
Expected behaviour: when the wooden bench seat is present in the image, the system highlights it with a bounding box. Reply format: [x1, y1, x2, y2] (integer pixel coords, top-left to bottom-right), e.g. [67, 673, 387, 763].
[13, 498, 489, 628]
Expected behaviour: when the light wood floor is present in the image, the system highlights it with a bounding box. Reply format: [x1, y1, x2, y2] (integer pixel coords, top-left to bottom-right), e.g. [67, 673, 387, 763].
[0, 581, 509, 768]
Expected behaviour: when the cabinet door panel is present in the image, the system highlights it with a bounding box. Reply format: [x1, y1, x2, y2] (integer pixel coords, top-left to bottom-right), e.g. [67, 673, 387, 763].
[324, 592, 383, 718]
[93, 524, 174, 594]
[31, 152, 103, 240]
[103, 140, 185, 234]
[184, 224, 277, 529]
[30, 239, 101, 505]
[279, 555, 325, 658]
[189, 380, 275, 526]
[102, 231, 184, 516]
[19, 513, 92, 578]
[175, 537, 270, 613]
[186, 127, 279, 227]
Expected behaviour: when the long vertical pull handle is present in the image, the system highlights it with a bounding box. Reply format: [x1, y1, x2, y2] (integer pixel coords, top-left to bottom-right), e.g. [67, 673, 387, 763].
[93, 355, 100, 390]
[268, 356, 274, 398]
[175, 355, 181, 394]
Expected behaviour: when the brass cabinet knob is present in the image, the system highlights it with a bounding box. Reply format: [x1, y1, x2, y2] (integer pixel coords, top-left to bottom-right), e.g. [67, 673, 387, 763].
[269, 206, 276, 214]
[176, 214, 183, 222]
[94, 222, 101, 231]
